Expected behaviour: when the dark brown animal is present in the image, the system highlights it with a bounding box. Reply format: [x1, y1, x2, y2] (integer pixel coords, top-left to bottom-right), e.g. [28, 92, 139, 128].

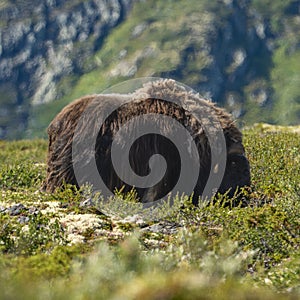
[44, 79, 250, 204]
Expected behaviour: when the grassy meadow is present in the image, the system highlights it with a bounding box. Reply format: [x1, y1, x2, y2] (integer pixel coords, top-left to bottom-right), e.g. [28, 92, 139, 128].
[0, 124, 299, 299]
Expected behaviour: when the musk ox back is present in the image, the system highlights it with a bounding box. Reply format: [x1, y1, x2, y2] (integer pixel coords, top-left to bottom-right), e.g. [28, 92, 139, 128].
[44, 79, 250, 205]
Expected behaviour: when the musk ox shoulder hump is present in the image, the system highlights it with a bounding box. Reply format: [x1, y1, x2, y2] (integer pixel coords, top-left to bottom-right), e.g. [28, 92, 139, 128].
[43, 79, 250, 205]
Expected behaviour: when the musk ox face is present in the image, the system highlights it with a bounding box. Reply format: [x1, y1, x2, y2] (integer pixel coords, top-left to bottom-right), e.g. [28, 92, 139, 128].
[214, 132, 251, 199]
[44, 79, 250, 206]
[218, 153, 251, 198]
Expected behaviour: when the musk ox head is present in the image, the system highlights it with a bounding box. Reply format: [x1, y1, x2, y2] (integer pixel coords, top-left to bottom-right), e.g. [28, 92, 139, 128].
[44, 79, 250, 205]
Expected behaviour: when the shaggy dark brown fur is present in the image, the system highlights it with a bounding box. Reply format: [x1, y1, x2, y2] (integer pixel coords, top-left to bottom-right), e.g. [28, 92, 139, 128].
[44, 79, 250, 204]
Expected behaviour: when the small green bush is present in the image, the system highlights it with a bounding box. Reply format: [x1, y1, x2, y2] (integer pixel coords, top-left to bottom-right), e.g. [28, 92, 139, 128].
[0, 127, 299, 299]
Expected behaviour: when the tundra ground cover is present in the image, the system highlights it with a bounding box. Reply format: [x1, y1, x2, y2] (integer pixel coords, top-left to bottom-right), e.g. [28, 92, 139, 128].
[0, 125, 299, 299]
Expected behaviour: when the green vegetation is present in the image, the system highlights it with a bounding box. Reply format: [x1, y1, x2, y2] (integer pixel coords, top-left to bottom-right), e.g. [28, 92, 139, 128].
[271, 48, 300, 125]
[26, 0, 300, 139]
[0, 125, 299, 299]
[1, 0, 300, 139]
[28, 0, 217, 138]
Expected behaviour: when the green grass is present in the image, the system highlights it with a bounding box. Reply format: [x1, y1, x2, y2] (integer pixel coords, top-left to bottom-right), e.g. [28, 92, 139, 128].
[271, 47, 300, 125]
[0, 125, 299, 299]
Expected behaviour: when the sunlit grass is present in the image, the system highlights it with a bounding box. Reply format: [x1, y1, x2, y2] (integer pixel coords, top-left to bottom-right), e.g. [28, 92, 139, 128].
[0, 126, 299, 298]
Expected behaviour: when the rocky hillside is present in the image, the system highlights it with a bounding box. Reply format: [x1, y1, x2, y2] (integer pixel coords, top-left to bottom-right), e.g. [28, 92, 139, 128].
[0, 0, 134, 138]
[0, 0, 300, 139]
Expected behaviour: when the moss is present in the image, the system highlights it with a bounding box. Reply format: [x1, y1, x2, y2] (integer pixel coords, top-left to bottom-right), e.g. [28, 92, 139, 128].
[0, 126, 299, 297]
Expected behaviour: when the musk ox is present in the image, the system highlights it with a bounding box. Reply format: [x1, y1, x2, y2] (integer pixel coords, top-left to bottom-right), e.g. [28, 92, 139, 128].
[43, 79, 250, 205]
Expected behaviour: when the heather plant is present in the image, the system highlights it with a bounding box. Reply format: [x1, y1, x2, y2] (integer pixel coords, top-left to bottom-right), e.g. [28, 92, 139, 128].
[0, 126, 299, 299]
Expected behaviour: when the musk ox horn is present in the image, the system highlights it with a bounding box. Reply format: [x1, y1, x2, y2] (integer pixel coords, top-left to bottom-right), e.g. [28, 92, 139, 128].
[43, 79, 250, 205]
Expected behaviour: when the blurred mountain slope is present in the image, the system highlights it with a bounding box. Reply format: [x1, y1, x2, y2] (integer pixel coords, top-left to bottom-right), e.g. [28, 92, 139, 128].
[0, 0, 299, 139]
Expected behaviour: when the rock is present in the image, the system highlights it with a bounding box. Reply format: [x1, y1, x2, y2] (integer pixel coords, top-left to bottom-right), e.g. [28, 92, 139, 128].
[131, 22, 147, 38]
[18, 215, 30, 224]
[120, 214, 147, 227]
[79, 198, 95, 208]
[7, 203, 27, 216]
[0, 0, 134, 139]
[28, 206, 40, 215]
[142, 221, 181, 235]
